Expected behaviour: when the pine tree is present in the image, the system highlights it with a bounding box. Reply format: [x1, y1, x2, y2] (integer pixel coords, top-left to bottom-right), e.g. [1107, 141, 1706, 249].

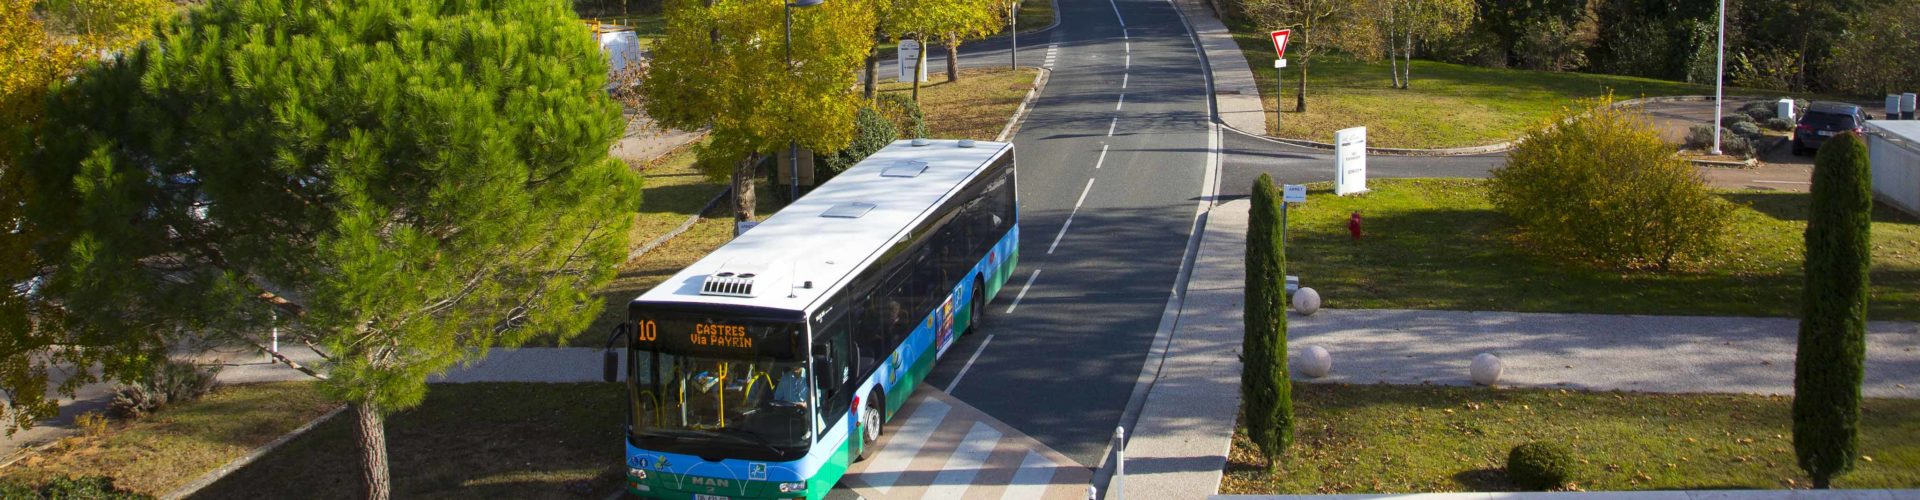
[23, 1, 637, 497]
[1794, 132, 1872, 489]
[1243, 173, 1293, 470]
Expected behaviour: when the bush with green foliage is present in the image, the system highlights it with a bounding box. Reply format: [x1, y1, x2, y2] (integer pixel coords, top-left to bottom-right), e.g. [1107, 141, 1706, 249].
[1767, 117, 1797, 131]
[1794, 132, 1872, 489]
[1684, 124, 1719, 150]
[1490, 97, 1736, 270]
[2, 476, 152, 500]
[1507, 441, 1578, 490]
[818, 107, 897, 182]
[1729, 121, 1763, 139]
[1720, 114, 1754, 128]
[1739, 100, 1778, 122]
[1721, 135, 1756, 159]
[1241, 173, 1292, 470]
[875, 93, 927, 139]
[108, 360, 219, 420]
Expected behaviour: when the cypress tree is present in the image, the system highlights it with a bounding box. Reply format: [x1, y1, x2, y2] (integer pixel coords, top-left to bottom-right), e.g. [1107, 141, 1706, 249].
[1243, 173, 1293, 470]
[1794, 132, 1872, 489]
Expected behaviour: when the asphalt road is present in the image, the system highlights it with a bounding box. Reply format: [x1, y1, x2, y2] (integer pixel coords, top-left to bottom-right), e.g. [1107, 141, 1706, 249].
[917, 0, 1212, 468]
[1216, 130, 1502, 198]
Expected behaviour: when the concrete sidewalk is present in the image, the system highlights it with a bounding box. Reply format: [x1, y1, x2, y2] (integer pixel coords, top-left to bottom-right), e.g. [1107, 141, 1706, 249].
[1120, 198, 1920, 499]
[1170, 0, 1266, 135]
[1215, 491, 1920, 500]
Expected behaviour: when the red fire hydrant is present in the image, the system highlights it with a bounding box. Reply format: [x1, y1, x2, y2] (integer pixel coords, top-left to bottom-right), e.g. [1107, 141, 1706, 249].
[1347, 211, 1363, 240]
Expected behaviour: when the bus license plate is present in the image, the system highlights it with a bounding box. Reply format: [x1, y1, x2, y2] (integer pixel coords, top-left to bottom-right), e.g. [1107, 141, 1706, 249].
[694, 495, 730, 500]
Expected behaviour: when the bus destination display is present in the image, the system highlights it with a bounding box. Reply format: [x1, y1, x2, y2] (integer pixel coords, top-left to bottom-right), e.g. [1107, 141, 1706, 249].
[691, 323, 754, 349]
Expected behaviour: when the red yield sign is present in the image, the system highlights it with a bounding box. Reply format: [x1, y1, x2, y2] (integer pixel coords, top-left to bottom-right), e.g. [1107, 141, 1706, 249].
[1269, 29, 1292, 59]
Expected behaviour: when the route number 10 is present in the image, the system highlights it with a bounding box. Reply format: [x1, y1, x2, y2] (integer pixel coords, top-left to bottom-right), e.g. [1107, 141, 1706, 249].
[634, 320, 658, 342]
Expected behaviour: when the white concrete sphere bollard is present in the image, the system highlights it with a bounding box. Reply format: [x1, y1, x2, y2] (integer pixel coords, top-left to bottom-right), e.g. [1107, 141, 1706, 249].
[1470, 353, 1503, 386]
[1298, 345, 1332, 378]
[1292, 287, 1322, 316]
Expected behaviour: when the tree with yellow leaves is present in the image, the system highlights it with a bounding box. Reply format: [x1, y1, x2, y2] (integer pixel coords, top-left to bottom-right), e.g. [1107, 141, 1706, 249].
[644, 0, 875, 223]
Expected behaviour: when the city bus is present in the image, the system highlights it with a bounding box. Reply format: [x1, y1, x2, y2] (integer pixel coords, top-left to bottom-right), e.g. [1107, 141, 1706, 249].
[602, 139, 1019, 499]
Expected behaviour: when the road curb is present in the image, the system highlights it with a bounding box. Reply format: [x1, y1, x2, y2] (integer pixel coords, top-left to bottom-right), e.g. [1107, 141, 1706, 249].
[162, 404, 347, 500]
[996, 67, 1051, 142]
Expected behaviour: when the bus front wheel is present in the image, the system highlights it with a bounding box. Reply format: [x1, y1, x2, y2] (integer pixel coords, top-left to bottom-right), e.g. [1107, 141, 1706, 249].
[856, 394, 882, 461]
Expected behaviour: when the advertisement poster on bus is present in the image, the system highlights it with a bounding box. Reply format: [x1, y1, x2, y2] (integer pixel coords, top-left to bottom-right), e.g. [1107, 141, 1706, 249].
[935, 294, 956, 357]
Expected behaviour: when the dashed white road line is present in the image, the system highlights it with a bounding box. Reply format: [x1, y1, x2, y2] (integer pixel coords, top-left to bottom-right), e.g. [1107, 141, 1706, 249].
[1004, 269, 1041, 314]
[1048, 178, 1095, 254]
[943, 332, 996, 397]
[1095, 144, 1110, 169]
[1125, 53, 1131, 69]
[1046, 219, 1072, 254]
[1122, 73, 1129, 89]
[1116, 93, 1125, 110]
[1107, 117, 1118, 136]
[1073, 177, 1095, 211]
[1108, 0, 1126, 27]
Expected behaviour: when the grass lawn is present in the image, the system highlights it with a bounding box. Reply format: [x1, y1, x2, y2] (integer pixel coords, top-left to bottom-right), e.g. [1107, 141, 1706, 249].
[879, 67, 1040, 140]
[1223, 383, 1920, 492]
[1283, 179, 1920, 320]
[1227, 28, 1725, 148]
[196, 383, 624, 499]
[0, 383, 337, 497]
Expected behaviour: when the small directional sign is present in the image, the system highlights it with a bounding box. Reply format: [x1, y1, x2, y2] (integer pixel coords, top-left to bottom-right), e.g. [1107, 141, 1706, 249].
[1283, 184, 1307, 203]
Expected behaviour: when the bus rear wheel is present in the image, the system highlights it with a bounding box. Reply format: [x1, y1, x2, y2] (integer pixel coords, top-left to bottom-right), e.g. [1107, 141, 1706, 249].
[970, 278, 986, 333]
[856, 394, 882, 461]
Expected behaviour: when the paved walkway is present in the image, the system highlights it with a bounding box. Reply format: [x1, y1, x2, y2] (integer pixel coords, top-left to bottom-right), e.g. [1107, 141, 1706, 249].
[1172, 0, 1265, 135]
[1121, 198, 1920, 499]
[1216, 491, 1920, 500]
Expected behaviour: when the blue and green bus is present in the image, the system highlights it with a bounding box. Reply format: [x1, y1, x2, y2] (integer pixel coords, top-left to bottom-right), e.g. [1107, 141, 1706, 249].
[602, 139, 1018, 499]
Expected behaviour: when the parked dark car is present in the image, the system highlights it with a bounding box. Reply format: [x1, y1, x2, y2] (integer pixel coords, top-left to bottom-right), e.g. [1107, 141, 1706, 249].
[1793, 102, 1871, 155]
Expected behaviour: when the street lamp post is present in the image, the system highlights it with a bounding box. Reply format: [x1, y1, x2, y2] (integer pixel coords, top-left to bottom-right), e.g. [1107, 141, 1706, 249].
[1009, 0, 1018, 70]
[786, 0, 823, 203]
[1711, 0, 1725, 155]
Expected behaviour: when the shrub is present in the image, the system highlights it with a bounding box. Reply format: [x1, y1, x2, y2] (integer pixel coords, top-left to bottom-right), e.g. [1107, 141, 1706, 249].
[1739, 100, 1778, 121]
[1729, 121, 1763, 140]
[1490, 96, 1737, 270]
[1766, 117, 1796, 131]
[818, 107, 897, 182]
[1507, 442, 1578, 490]
[74, 411, 109, 437]
[1684, 124, 1719, 150]
[874, 93, 927, 139]
[109, 361, 219, 420]
[39, 476, 149, 500]
[1721, 135, 1755, 159]
[1241, 173, 1292, 470]
[1794, 133, 1872, 488]
[1720, 114, 1754, 128]
[0, 482, 38, 498]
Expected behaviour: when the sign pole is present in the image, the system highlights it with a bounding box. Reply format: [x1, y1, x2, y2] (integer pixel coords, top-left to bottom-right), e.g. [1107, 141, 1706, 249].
[1268, 30, 1292, 131]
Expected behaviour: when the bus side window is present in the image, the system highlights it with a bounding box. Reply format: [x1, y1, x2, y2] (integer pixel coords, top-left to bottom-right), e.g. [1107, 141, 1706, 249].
[817, 329, 855, 427]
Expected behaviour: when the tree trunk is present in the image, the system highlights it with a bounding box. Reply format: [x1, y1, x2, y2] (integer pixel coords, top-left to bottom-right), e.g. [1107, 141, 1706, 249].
[734, 154, 758, 222]
[946, 34, 960, 82]
[353, 403, 392, 500]
[912, 39, 925, 102]
[865, 44, 879, 100]
[1401, 31, 1414, 89]
[1295, 58, 1308, 112]
[1389, 40, 1403, 89]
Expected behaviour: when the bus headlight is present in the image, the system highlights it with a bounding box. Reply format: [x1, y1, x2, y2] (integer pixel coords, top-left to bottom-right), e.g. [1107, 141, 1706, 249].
[627, 468, 648, 480]
[777, 482, 806, 493]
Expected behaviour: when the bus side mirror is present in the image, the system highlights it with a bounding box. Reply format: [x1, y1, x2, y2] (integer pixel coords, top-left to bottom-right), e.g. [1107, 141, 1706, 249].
[603, 350, 619, 383]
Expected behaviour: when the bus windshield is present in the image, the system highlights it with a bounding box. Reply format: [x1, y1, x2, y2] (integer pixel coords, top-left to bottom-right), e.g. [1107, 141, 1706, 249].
[627, 312, 814, 458]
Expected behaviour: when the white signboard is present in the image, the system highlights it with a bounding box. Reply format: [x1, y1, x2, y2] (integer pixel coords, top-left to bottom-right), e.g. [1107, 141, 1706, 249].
[897, 39, 927, 83]
[1282, 184, 1307, 203]
[1334, 127, 1368, 196]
